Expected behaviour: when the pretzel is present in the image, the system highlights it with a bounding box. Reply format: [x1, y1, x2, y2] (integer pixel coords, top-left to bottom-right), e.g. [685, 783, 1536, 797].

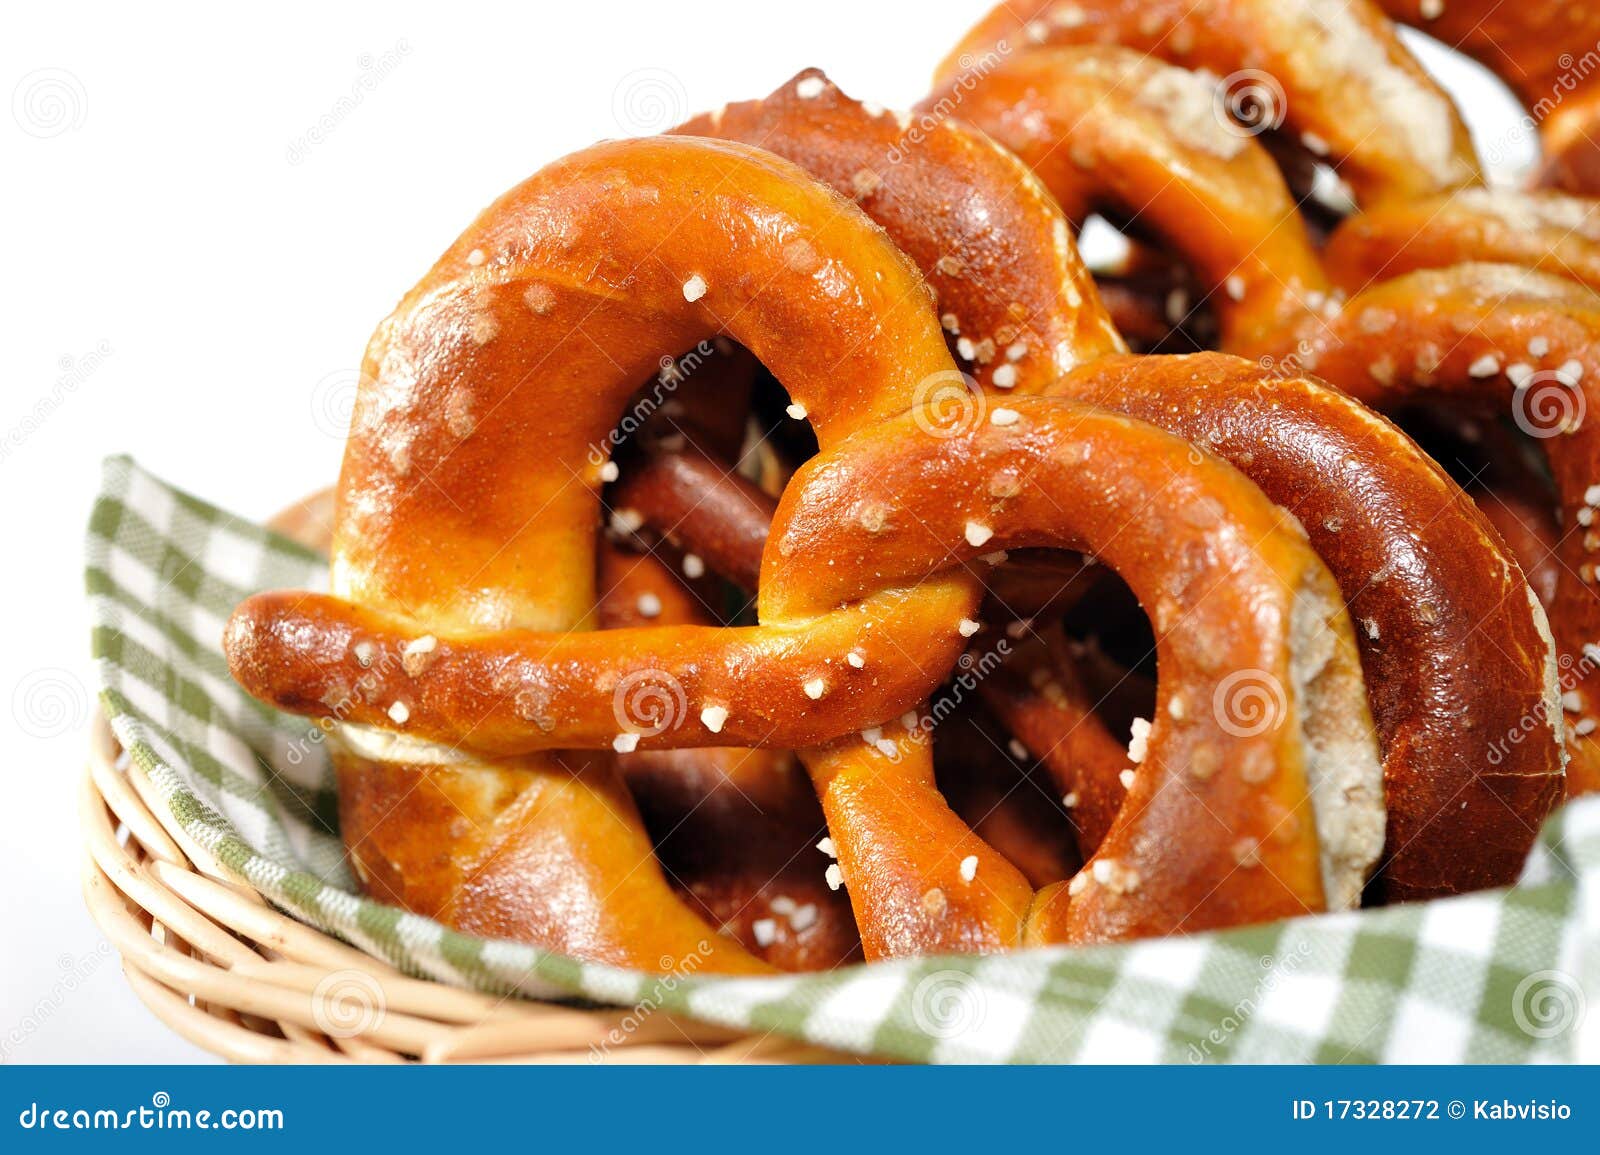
[930, 19, 1590, 809]
[937, 0, 1480, 204]
[1053, 352, 1566, 897]
[763, 396, 1383, 952]
[227, 134, 988, 972]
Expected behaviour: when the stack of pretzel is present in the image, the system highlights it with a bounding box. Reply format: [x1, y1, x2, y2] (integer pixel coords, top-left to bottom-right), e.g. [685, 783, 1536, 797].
[225, 0, 1600, 975]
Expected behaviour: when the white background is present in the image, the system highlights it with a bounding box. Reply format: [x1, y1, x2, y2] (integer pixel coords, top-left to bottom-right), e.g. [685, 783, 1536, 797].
[1, 1, 1525, 1062]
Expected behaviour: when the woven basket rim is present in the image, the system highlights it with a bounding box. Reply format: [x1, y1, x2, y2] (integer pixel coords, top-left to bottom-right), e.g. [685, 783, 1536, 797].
[82, 709, 854, 1064]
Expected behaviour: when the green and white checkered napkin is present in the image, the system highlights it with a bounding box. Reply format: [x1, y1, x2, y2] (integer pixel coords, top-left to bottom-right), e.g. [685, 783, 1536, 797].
[87, 455, 1599, 1063]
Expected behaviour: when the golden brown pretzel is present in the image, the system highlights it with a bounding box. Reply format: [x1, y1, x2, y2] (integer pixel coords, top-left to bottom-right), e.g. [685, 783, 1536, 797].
[228, 134, 978, 972]
[762, 396, 1383, 953]
[938, 0, 1481, 204]
[935, 26, 1590, 811]
[733, 64, 1566, 889]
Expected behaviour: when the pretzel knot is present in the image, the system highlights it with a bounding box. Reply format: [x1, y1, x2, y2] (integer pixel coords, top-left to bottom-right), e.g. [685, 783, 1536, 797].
[223, 4, 1588, 971]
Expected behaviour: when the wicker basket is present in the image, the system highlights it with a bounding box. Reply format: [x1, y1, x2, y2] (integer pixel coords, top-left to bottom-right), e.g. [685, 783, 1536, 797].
[83, 712, 860, 1064]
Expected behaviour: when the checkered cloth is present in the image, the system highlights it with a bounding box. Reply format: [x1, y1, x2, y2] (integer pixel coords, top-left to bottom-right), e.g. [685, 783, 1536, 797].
[87, 456, 1598, 1063]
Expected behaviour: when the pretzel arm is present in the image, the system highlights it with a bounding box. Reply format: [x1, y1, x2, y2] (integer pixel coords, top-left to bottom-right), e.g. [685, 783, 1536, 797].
[608, 448, 775, 593]
[227, 580, 974, 754]
[977, 633, 1131, 859]
[760, 397, 1385, 953]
